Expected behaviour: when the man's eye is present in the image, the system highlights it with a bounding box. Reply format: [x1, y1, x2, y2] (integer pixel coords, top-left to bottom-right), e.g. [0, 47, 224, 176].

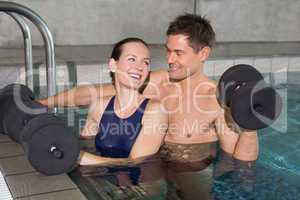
[128, 58, 135, 62]
[144, 61, 150, 66]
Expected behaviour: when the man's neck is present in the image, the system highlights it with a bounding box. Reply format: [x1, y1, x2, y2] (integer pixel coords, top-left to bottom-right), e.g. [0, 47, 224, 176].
[179, 68, 206, 88]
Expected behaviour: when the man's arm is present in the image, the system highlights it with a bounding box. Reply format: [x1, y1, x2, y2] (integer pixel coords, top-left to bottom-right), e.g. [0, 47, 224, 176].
[78, 99, 168, 166]
[142, 69, 169, 99]
[215, 108, 259, 161]
[128, 99, 168, 159]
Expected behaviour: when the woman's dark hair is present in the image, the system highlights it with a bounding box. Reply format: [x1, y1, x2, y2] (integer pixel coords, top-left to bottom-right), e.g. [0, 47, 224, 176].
[111, 37, 149, 60]
[109, 37, 150, 93]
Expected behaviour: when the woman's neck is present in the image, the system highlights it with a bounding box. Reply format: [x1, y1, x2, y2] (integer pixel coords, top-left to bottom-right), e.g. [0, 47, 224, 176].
[114, 82, 143, 116]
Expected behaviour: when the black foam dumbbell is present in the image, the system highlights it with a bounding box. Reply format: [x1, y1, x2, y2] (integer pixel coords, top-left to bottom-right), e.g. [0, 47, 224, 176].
[0, 84, 47, 142]
[0, 84, 80, 175]
[0, 84, 36, 134]
[217, 64, 282, 130]
[21, 114, 80, 176]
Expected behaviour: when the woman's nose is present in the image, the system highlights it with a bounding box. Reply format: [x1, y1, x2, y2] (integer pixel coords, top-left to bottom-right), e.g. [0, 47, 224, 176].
[135, 62, 145, 70]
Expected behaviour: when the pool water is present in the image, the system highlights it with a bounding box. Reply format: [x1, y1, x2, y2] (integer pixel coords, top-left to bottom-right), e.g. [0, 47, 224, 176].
[64, 72, 300, 200]
[212, 76, 300, 200]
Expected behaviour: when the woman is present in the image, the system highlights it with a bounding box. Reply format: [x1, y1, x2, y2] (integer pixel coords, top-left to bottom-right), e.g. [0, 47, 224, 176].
[78, 38, 168, 166]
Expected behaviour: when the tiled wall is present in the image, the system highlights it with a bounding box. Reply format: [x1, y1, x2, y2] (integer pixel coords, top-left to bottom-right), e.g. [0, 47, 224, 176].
[0, 55, 299, 89]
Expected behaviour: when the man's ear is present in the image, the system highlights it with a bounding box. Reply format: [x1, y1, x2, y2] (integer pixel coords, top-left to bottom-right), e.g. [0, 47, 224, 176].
[198, 46, 211, 62]
[109, 58, 117, 72]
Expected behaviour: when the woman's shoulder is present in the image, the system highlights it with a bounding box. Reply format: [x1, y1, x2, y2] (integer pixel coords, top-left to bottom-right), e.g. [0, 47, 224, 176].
[91, 95, 114, 115]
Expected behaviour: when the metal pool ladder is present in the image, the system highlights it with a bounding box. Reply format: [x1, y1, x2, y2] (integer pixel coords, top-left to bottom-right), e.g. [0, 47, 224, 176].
[0, 1, 57, 97]
[0, 2, 58, 197]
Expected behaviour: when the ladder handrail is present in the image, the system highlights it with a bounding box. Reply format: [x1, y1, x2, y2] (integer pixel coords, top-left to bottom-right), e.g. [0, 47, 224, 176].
[0, 1, 57, 97]
[6, 12, 34, 91]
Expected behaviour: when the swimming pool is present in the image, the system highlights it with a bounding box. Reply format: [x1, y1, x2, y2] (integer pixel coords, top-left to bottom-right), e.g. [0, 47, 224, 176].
[65, 72, 299, 200]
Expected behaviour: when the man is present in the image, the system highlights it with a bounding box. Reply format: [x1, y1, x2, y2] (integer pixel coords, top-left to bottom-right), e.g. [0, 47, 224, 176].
[39, 14, 258, 163]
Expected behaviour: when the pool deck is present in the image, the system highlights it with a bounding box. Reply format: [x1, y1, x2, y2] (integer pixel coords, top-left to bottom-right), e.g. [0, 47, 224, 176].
[0, 133, 87, 200]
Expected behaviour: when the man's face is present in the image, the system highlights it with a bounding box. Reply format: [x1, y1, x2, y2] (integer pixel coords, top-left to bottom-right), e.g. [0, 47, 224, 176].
[165, 34, 205, 81]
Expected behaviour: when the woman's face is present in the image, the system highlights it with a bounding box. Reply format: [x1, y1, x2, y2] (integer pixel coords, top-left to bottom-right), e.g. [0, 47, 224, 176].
[110, 42, 150, 90]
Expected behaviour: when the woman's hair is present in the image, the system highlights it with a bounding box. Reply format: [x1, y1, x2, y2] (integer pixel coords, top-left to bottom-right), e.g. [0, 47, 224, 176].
[111, 37, 149, 60]
[109, 37, 150, 93]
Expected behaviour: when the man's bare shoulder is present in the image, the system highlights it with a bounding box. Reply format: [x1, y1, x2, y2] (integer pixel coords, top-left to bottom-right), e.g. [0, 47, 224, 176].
[194, 76, 222, 112]
[143, 99, 167, 119]
[197, 76, 218, 95]
[143, 69, 169, 99]
[146, 98, 163, 109]
[149, 69, 169, 84]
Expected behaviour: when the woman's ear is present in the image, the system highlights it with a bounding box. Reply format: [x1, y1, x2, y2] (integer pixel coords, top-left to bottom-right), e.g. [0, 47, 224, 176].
[109, 58, 117, 72]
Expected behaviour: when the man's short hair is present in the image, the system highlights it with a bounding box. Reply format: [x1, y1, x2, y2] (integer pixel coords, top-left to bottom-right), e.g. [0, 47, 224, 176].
[167, 14, 216, 52]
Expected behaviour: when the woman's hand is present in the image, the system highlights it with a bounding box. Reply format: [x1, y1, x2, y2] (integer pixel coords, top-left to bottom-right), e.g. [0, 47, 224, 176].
[78, 151, 132, 166]
[78, 151, 106, 166]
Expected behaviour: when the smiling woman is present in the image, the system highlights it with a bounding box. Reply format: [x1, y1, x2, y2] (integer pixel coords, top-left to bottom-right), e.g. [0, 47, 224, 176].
[78, 38, 168, 166]
[109, 38, 150, 91]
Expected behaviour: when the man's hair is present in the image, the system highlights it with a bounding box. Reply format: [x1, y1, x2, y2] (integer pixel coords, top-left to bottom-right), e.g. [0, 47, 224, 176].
[109, 37, 149, 93]
[167, 14, 216, 52]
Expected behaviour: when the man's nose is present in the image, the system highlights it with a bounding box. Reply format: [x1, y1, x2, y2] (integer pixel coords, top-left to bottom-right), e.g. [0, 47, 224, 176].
[167, 53, 176, 64]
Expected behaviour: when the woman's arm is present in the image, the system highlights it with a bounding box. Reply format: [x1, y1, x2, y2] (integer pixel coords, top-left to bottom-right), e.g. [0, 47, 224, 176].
[38, 84, 115, 107]
[80, 101, 100, 138]
[78, 151, 129, 166]
[38, 70, 169, 107]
